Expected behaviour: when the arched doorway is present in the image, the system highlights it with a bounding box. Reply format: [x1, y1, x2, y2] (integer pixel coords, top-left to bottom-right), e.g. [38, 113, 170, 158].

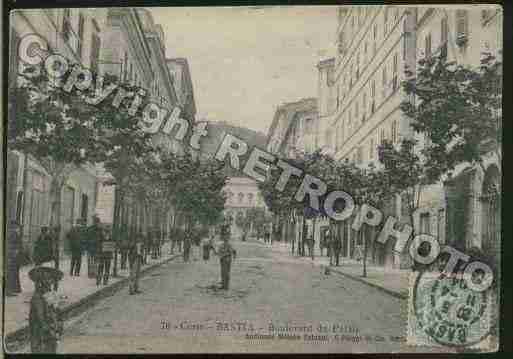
[480, 165, 500, 265]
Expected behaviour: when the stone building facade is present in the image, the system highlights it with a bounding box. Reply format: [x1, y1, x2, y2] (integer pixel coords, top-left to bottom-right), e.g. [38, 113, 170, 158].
[315, 5, 502, 268]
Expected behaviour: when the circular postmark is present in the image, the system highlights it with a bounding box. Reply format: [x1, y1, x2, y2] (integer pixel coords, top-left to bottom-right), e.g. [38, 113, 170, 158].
[413, 271, 491, 347]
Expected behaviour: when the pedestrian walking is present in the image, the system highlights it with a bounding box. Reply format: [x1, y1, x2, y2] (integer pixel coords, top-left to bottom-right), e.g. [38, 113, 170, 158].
[183, 230, 192, 262]
[86, 216, 102, 278]
[96, 228, 114, 286]
[325, 228, 335, 266]
[128, 232, 143, 295]
[333, 232, 342, 267]
[28, 266, 64, 353]
[307, 235, 315, 260]
[67, 220, 84, 277]
[202, 236, 214, 261]
[214, 223, 236, 290]
[6, 220, 23, 296]
[33, 227, 53, 266]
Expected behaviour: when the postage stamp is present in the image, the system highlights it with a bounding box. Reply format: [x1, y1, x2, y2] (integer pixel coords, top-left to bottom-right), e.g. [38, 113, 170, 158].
[407, 271, 497, 351]
[3, 3, 502, 355]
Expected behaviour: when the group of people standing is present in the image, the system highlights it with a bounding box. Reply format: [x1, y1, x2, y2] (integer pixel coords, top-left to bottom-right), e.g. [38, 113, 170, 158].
[180, 221, 237, 290]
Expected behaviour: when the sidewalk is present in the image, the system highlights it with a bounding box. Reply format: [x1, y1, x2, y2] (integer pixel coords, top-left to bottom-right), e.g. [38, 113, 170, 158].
[271, 242, 409, 299]
[3, 242, 180, 348]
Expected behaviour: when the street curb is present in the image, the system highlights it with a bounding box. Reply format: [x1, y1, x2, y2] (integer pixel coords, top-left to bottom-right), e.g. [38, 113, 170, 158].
[280, 250, 409, 300]
[329, 267, 408, 300]
[4, 253, 181, 352]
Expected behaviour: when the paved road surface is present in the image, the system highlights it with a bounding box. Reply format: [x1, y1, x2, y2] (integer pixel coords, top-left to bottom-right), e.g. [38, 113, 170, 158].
[44, 240, 431, 353]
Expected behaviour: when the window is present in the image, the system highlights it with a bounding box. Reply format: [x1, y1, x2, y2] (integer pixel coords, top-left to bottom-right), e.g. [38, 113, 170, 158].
[403, 19, 408, 60]
[373, 24, 378, 54]
[382, 65, 387, 98]
[455, 10, 468, 46]
[384, 7, 389, 34]
[78, 14, 85, 59]
[90, 32, 101, 75]
[369, 138, 375, 160]
[425, 33, 432, 57]
[395, 7, 399, 22]
[15, 191, 24, 224]
[356, 52, 360, 78]
[481, 9, 491, 25]
[371, 80, 376, 113]
[123, 52, 128, 81]
[420, 212, 431, 235]
[437, 209, 445, 243]
[357, 146, 363, 164]
[392, 53, 398, 91]
[338, 31, 345, 54]
[391, 120, 397, 143]
[248, 193, 254, 205]
[238, 193, 244, 203]
[441, 17, 448, 58]
[379, 128, 385, 144]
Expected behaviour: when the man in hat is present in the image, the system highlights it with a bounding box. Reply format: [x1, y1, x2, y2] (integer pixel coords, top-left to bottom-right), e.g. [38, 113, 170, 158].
[332, 231, 342, 267]
[128, 231, 143, 295]
[214, 222, 237, 290]
[96, 227, 114, 286]
[6, 220, 23, 296]
[67, 220, 84, 276]
[28, 266, 64, 353]
[86, 216, 102, 278]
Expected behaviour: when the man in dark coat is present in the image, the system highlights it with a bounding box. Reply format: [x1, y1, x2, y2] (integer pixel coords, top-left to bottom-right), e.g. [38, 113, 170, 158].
[128, 232, 143, 295]
[214, 223, 236, 290]
[34, 227, 52, 266]
[67, 220, 84, 276]
[333, 232, 342, 267]
[6, 220, 23, 296]
[183, 230, 192, 262]
[28, 266, 64, 353]
[86, 216, 102, 278]
[96, 228, 114, 286]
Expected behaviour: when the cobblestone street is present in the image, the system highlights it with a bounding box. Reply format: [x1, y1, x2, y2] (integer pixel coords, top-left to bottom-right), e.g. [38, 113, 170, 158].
[47, 240, 420, 353]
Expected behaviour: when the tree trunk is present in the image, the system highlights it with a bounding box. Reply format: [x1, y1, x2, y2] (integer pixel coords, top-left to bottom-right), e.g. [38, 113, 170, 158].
[49, 176, 65, 270]
[362, 227, 368, 278]
[111, 187, 122, 277]
[301, 215, 307, 257]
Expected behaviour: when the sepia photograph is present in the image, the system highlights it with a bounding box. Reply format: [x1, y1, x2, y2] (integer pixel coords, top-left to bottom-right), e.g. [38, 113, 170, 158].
[3, 3, 502, 354]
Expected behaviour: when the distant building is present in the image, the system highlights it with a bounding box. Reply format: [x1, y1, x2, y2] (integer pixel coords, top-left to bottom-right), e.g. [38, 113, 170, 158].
[223, 177, 267, 239]
[266, 98, 318, 157]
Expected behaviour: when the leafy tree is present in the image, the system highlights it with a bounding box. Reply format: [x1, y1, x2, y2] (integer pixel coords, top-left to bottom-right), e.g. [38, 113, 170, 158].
[401, 52, 502, 183]
[9, 65, 151, 246]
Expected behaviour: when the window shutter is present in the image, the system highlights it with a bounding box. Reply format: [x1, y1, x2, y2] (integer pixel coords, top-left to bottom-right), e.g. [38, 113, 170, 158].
[441, 17, 448, 58]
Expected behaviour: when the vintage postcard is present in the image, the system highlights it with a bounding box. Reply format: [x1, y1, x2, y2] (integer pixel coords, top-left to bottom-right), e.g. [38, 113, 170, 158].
[3, 4, 502, 354]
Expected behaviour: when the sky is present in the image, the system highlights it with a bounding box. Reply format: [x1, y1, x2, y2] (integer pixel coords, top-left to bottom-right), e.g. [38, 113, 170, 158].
[149, 6, 337, 135]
